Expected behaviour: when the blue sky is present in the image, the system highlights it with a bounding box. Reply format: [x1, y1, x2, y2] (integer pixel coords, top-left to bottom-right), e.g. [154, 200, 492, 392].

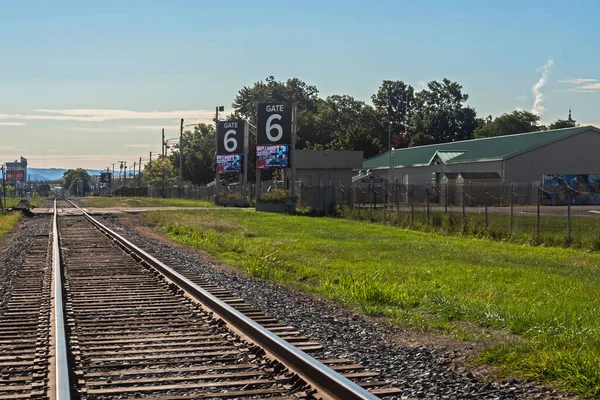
[1, 0, 598, 169]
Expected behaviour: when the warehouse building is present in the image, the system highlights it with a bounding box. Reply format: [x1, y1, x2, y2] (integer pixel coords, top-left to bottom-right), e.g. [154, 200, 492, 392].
[363, 125, 600, 186]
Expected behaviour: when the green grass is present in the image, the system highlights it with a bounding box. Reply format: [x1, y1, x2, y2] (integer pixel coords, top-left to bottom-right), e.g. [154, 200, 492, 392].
[142, 209, 600, 397]
[0, 212, 21, 239]
[80, 197, 215, 208]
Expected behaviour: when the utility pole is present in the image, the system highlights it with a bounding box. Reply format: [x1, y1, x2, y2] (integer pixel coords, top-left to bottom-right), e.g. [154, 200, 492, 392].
[162, 128, 165, 157]
[179, 118, 184, 187]
[133, 162, 136, 186]
[149, 152, 152, 167]
[138, 157, 142, 187]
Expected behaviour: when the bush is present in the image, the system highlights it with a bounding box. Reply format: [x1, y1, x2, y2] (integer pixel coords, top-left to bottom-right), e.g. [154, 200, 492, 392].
[258, 189, 296, 204]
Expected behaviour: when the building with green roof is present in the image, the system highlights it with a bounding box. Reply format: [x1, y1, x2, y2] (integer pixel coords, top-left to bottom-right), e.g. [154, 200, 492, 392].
[362, 126, 600, 185]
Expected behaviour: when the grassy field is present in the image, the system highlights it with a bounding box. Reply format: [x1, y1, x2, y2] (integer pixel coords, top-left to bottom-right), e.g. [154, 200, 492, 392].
[343, 207, 600, 251]
[0, 212, 21, 240]
[142, 209, 600, 397]
[80, 197, 214, 208]
[2, 196, 45, 209]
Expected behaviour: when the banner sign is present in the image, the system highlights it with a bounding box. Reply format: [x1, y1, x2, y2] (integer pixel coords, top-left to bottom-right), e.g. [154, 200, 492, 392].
[256, 145, 289, 169]
[6, 170, 25, 182]
[216, 154, 243, 174]
[257, 103, 292, 146]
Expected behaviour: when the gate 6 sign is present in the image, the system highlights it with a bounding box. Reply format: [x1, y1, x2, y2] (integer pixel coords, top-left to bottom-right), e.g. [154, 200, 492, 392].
[257, 102, 292, 145]
[216, 120, 246, 174]
[217, 120, 245, 155]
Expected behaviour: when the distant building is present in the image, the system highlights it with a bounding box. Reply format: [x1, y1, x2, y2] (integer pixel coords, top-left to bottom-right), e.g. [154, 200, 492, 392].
[363, 126, 600, 186]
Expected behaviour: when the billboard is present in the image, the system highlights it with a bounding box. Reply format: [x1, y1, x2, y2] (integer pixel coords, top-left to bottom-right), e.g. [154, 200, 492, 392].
[256, 145, 289, 169]
[257, 103, 292, 146]
[100, 172, 112, 189]
[217, 120, 245, 155]
[6, 170, 25, 182]
[542, 174, 600, 205]
[216, 154, 243, 174]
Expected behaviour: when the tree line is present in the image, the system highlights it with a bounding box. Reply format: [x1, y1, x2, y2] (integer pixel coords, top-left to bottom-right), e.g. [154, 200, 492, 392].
[149, 76, 574, 186]
[62, 76, 577, 190]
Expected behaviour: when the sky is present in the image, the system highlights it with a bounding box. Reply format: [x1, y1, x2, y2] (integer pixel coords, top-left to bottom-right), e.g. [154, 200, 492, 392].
[1, 0, 599, 170]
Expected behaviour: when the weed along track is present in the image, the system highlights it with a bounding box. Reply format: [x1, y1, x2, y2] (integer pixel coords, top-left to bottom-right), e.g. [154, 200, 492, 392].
[45, 199, 400, 399]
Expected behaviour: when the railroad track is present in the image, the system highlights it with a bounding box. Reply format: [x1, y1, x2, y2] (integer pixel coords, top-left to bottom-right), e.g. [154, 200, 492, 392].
[0, 199, 400, 399]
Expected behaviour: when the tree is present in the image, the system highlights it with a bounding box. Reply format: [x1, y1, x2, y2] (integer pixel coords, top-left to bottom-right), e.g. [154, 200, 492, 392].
[548, 119, 577, 130]
[371, 80, 415, 148]
[62, 169, 91, 195]
[308, 95, 384, 157]
[409, 78, 477, 145]
[474, 110, 545, 138]
[37, 184, 51, 196]
[168, 123, 216, 185]
[144, 155, 178, 188]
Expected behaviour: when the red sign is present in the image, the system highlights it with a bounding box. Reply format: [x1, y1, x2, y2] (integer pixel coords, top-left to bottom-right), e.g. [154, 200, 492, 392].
[6, 170, 25, 182]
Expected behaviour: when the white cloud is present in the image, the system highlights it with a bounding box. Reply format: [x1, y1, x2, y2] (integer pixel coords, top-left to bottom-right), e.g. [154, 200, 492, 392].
[0, 122, 26, 126]
[0, 108, 227, 123]
[559, 78, 599, 85]
[0, 146, 20, 151]
[559, 78, 600, 92]
[531, 58, 554, 117]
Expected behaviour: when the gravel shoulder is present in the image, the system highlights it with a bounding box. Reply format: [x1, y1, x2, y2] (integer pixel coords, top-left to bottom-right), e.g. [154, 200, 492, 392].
[100, 212, 577, 400]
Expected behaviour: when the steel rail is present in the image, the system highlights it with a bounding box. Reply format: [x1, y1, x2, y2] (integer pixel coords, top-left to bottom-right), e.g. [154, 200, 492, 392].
[67, 200, 379, 400]
[53, 199, 72, 399]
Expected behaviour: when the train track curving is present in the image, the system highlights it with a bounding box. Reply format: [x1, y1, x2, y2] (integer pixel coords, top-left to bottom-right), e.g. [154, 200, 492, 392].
[1, 199, 400, 399]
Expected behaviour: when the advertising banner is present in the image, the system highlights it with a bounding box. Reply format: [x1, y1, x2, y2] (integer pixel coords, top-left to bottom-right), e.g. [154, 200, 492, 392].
[6, 170, 25, 182]
[542, 174, 600, 205]
[256, 145, 289, 169]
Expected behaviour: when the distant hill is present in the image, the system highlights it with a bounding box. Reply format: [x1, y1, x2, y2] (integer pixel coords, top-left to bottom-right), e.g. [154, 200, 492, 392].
[27, 168, 104, 181]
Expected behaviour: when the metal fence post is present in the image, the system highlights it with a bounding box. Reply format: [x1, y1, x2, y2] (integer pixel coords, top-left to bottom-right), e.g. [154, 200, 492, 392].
[510, 183, 514, 236]
[469, 180, 473, 207]
[444, 183, 448, 214]
[395, 180, 400, 222]
[426, 184, 430, 225]
[369, 184, 373, 220]
[537, 185, 541, 238]
[484, 183, 488, 230]
[462, 185, 466, 225]
[410, 185, 415, 225]
[567, 190, 572, 242]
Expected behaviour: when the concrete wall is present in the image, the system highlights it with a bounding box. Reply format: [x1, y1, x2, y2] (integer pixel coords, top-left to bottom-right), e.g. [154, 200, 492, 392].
[504, 129, 600, 182]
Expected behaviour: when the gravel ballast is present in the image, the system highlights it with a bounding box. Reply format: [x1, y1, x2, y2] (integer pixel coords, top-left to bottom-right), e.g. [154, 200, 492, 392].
[0, 214, 51, 311]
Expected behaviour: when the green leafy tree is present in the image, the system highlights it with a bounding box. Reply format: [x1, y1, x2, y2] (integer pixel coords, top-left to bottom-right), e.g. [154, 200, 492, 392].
[409, 78, 477, 145]
[372, 80, 415, 148]
[37, 184, 51, 196]
[548, 119, 577, 130]
[308, 95, 384, 157]
[474, 110, 545, 138]
[62, 169, 91, 195]
[168, 123, 216, 185]
[144, 155, 178, 188]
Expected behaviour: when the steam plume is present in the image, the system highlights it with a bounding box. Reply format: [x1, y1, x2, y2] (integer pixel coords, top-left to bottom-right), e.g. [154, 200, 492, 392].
[531, 58, 554, 116]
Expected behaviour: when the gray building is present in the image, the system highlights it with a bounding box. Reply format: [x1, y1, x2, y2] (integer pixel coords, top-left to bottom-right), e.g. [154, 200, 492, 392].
[363, 126, 600, 185]
[295, 150, 363, 187]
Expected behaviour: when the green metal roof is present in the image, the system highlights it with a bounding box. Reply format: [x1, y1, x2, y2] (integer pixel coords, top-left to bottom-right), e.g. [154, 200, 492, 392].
[364, 126, 599, 169]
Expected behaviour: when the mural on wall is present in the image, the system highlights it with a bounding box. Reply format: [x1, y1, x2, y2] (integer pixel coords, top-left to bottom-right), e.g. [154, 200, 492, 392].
[542, 174, 600, 205]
